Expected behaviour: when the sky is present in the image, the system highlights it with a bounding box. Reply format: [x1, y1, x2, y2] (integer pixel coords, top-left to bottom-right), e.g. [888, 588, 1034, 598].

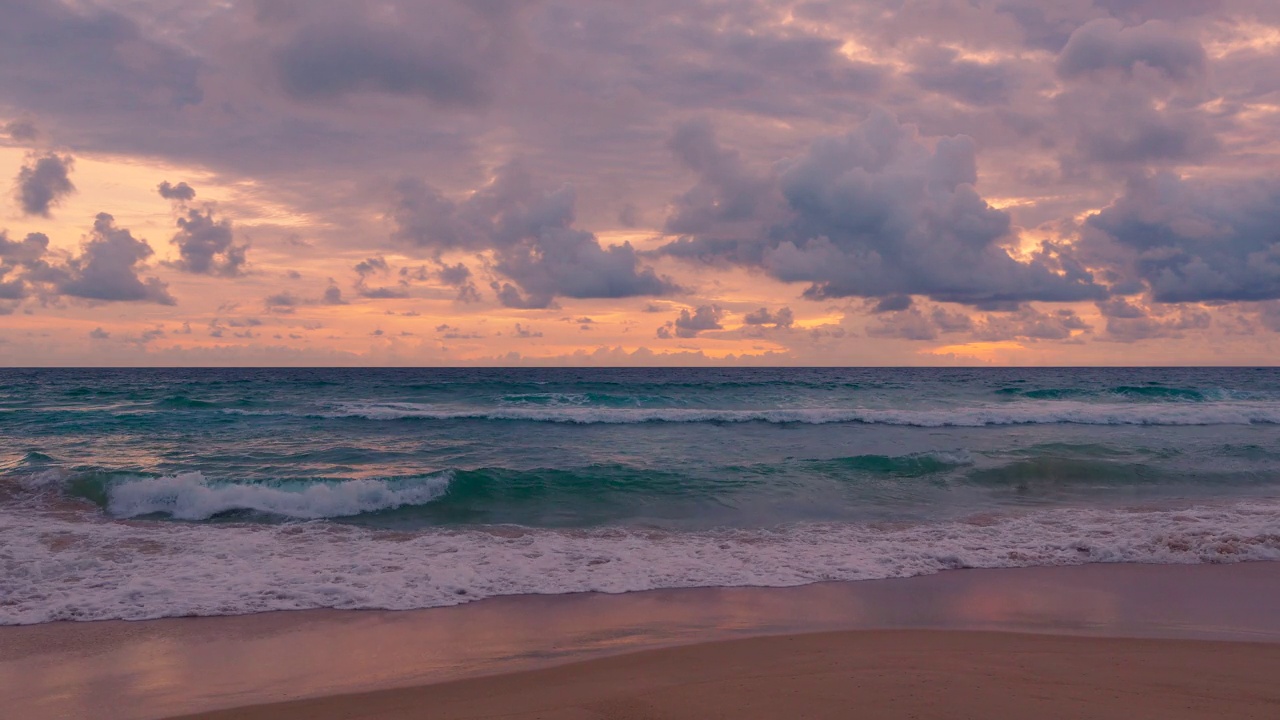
[2, 0, 1280, 366]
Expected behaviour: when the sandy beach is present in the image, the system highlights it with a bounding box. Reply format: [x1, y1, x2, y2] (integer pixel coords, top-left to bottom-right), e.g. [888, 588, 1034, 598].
[4, 562, 1280, 719]
[177, 630, 1280, 720]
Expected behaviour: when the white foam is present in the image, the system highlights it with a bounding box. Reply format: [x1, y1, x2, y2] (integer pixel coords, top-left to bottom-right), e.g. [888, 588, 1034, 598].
[323, 400, 1280, 426]
[105, 471, 454, 521]
[3, 499, 1279, 624]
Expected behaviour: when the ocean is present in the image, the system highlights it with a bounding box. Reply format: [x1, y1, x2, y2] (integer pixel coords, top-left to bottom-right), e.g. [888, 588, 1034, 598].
[3, 367, 1280, 625]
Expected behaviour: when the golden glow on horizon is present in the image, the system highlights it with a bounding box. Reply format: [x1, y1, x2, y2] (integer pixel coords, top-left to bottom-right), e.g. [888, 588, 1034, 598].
[926, 340, 1026, 362]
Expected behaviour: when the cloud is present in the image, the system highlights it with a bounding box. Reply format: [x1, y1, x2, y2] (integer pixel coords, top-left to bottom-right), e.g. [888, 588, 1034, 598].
[872, 295, 913, 313]
[0, 231, 49, 266]
[3, 119, 37, 142]
[0, 0, 202, 121]
[57, 214, 174, 304]
[352, 256, 409, 298]
[169, 207, 246, 276]
[1096, 297, 1210, 341]
[1057, 19, 1207, 82]
[268, 1, 517, 107]
[436, 323, 484, 340]
[1083, 173, 1280, 302]
[660, 111, 1106, 306]
[973, 307, 1091, 341]
[0, 231, 54, 300]
[322, 283, 346, 305]
[742, 306, 794, 328]
[358, 285, 409, 299]
[354, 256, 390, 277]
[392, 164, 676, 308]
[657, 304, 723, 338]
[435, 261, 481, 302]
[158, 181, 196, 201]
[908, 47, 1018, 105]
[264, 291, 301, 312]
[88, 327, 110, 340]
[15, 153, 75, 216]
[663, 118, 779, 238]
[868, 304, 1089, 342]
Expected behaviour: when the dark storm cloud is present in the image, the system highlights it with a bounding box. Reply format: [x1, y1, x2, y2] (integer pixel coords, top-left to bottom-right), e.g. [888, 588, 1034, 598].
[1084, 173, 1280, 303]
[659, 111, 1106, 306]
[1057, 19, 1208, 82]
[168, 207, 246, 277]
[58, 214, 175, 305]
[392, 164, 676, 308]
[15, 153, 75, 217]
[158, 181, 196, 201]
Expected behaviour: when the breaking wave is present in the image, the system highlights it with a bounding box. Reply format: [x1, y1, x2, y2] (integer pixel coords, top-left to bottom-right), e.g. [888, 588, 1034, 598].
[95, 471, 454, 521]
[3, 499, 1278, 624]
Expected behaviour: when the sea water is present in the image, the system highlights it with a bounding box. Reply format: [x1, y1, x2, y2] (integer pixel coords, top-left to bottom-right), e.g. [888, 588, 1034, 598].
[3, 367, 1279, 624]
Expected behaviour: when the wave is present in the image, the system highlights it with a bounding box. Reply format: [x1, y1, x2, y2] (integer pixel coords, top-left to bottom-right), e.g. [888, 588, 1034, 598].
[808, 452, 972, 476]
[999, 386, 1230, 402]
[98, 471, 454, 521]
[321, 400, 1280, 426]
[151, 395, 220, 410]
[3, 499, 1279, 624]
[34, 455, 969, 523]
[497, 392, 681, 408]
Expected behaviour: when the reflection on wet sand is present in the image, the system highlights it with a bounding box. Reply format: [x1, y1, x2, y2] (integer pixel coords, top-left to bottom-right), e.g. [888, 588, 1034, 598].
[2, 562, 1279, 720]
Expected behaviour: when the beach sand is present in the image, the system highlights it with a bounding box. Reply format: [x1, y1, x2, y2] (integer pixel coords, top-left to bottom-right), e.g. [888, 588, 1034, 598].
[177, 630, 1280, 720]
[5, 562, 1280, 719]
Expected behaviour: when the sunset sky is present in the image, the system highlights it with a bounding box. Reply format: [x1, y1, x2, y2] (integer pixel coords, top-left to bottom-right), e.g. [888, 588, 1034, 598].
[3, 0, 1280, 366]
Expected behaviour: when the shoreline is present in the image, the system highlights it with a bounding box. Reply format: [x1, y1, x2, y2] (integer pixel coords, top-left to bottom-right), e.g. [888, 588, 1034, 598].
[4, 562, 1280, 719]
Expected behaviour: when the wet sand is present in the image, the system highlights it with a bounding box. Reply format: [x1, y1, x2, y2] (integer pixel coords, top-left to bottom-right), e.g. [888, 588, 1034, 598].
[177, 630, 1280, 720]
[4, 562, 1280, 719]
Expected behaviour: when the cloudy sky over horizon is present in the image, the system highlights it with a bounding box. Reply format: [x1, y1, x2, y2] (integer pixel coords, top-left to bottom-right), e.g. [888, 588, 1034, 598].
[3, 0, 1280, 365]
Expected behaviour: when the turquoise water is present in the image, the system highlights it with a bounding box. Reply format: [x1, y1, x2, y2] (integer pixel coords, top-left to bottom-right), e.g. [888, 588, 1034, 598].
[3, 367, 1280, 623]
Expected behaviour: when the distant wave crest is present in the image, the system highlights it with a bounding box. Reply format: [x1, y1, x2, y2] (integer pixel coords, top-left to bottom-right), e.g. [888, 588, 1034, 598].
[319, 400, 1280, 427]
